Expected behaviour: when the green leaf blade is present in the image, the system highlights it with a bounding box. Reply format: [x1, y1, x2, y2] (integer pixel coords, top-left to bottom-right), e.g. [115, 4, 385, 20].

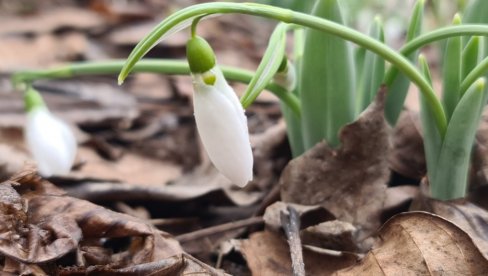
[385, 0, 424, 126]
[462, 36, 482, 81]
[442, 14, 462, 121]
[418, 55, 442, 184]
[357, 16, 385, 113]
[431, 78, 486, 200]
[240, 23, 287, 107]
[299, 0, 355, 148]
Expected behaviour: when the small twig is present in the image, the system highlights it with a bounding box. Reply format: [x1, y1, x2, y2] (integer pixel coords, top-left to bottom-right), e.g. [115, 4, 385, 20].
[176, 216, 264, 243]
[253, 184, 281, 216]
[281, 206, 305, 276]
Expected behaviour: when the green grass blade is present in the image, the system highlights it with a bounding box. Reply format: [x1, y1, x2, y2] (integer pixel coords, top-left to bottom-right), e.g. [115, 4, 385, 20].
[357, 16, 385, 113]
[462, 36, 481, 81]
[431, 78, 486, 200]
[442, 14, 462, 121]
[300, 0, 355, 148]
[240, 23, 287, 107]
[418, 55, 442, 185]
[385, 0, 424, 125]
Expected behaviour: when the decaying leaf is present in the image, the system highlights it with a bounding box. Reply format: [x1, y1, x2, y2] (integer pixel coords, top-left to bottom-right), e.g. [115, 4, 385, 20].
[416, 197, 488, 259]
[0, 7, 106, 35]
[240, 231, 358, 276]
[300, 220, 358, 252]
[0, 168, 227, 275]
[0, 34, 89, 72]
[388, 110, 425, 179]
[335, 212, 488, 275]
[280, 87, 390, 241]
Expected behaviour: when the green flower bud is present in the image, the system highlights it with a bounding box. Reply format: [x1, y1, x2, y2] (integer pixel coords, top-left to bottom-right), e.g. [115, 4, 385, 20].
[186, 36, 216, 74]
[24, 87, 46, 112]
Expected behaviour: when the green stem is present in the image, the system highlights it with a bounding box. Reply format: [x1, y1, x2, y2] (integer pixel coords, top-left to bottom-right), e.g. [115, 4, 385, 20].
[191, 17, 203, 37]
[118, 2, 447, 136]
[13, 59, 301, 116]
[384, 24, 488, 86]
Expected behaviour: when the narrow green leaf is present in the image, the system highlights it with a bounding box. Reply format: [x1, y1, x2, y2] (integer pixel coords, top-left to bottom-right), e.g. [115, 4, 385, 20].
[461, 0, 488, 57]
[442, 14, 462, 121]
[464, 0, 488, 24]
[462, 36, 481, 81]
[240, 23, 287, 107]
[385, 0, 424, 126]
[354, 44, 366, 103]
[282, 28, 305, 157]
[431, 78, 486, 200]
[460, 55, 488, 94]
[418, 55, 442, 184]
[300, 0, 355, 148]
[357, 16, 385, 113]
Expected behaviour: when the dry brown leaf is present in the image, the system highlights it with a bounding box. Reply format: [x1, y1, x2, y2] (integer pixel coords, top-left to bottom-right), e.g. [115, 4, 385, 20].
[0, 7, 106, 35]
[335, 212, 488, 275]
[263, 201, 335, 232]
[280, 87, 390, 241]
[417, 198, 488, 259]
[240, 231, 357, 276]
[473, 106, 488, 187]
[0, 168, 238, 275]
[0, 33, 89, 72]
[62, 164, 261, 206]
[0, 81, 138, 128]
[300, 220, 358, 252]
[58, 254, 228, 276]
[388, 110, 425, 179]
[70, 147, 182, 186]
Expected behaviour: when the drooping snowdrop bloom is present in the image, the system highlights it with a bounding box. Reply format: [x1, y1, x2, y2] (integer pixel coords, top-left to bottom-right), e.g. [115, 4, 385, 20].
[187, 36, 253, 187]
[274, 59, 297, 92]
[24, 88, 77, 177]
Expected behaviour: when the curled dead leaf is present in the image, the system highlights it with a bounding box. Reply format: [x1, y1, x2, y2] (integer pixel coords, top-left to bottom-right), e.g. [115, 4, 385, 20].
[335, 212, 488, 275]
[0, 168, 195, 274]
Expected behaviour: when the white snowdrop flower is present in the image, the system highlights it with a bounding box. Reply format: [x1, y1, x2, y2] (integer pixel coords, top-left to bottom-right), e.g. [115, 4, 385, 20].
[24, 88, 77, 177]
[274, 59, 297, 91]
[187, 36, 253, 187]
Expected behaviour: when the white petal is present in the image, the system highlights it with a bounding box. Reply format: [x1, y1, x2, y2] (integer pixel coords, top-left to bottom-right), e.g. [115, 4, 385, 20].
[193, 66, 253, 187]
[25, 108, 77, 177]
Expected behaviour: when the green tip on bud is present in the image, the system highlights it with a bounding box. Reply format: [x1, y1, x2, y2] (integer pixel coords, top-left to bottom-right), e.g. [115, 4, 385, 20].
[24, 88, 46, 112]
[186, 36, 216, 74]
[475, 78, 486, 91]
[202, 71, 216, 85]
[452, 13, 462, 25]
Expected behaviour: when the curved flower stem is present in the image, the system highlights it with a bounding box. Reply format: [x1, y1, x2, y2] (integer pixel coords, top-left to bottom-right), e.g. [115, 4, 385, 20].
[13, 59, 301, 117]
[384, 24, 488, 86]
[118, 2, 447, 136]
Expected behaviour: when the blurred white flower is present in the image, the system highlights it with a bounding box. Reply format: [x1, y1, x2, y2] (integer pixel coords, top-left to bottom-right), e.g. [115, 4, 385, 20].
[24, 89, 77, 177]
[192, 66, 254, 187]
[274, 60, 297, 91]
